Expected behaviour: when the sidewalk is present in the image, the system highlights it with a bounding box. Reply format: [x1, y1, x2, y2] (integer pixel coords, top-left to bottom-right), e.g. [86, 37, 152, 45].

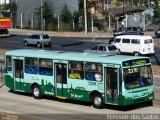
[0, 79, 4, 88]
[8, 28, 113, 38]
[8, 28, 156, 38]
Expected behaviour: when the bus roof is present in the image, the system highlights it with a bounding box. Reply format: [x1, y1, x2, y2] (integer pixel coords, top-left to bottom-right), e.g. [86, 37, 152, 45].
[115, 35, 152, 39]
[5, 49, 150, 64]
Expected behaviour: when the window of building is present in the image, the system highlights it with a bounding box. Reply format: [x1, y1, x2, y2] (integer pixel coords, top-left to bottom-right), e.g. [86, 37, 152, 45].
[6, 56, 12, 71]
[25, 57, 38, 74]
[39, 59, 53, 76]
[68, 61, 84, 79]
[85, 62, 103, 81]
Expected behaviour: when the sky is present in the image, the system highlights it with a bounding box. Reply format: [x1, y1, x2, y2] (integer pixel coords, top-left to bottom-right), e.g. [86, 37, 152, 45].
[0, 0, 9, 4]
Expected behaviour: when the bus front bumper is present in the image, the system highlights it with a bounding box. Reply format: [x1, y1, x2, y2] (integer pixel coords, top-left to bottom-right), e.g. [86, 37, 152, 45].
[118, 92, 154, 106]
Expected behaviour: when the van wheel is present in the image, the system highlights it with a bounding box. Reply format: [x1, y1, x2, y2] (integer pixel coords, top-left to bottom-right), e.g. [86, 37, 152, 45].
[32, 85, 42, 99]
[24, 41, 28, 46]
[37, 42, 41, 48]
[118, 49, 121, 54]
[92, 93, 104, 109]
[134, 52, 140, 56]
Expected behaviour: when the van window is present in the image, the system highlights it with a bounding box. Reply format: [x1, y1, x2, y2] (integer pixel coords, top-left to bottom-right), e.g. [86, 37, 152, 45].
[144, 39, 152, 44]
[114, 38, 121, 43]
[131, 39, 140, 44]
[122, 39, 130, 43]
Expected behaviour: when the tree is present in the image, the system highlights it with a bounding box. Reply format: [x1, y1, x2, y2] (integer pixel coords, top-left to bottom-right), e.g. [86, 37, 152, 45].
[0, 2, 17, 27]
[60, 4, 72, 23]
[153, 2, 160, 22]
[35, 0, 53, 30]
[59, 4, 73, 31]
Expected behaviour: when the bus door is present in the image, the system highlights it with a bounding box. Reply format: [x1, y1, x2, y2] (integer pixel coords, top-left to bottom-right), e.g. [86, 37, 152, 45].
[55, 62, 68, 99]
[13, 59, 24, 91]
[105, 67, 119, 105]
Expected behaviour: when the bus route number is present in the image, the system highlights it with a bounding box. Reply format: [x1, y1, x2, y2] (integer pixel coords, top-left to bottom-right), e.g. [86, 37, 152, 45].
[128, 68, 138, 73]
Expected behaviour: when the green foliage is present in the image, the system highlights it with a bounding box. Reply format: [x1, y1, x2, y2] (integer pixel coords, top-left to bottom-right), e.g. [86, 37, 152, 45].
[115, 0, 122, 8]
[153, 5, 160, 21]
[5, 2, 17, 13]
[60, 4, 72, 23]
[72, 11, 84, 31]
[94, 18, 104, 31]
[34, 0, 53, 31]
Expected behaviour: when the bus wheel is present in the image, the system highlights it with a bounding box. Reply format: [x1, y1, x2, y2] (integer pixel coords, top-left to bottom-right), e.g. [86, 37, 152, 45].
[92, 93, 104, 109]
[32, 85, 42, 99]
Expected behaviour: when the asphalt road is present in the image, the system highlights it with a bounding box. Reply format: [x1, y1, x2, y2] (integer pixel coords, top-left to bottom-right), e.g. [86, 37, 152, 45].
[0, 85, 160, 120]
[0, 35, 160, 65]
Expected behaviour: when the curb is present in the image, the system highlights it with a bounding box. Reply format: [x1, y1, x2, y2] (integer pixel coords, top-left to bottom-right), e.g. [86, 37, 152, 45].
[7, 28, 115, 38]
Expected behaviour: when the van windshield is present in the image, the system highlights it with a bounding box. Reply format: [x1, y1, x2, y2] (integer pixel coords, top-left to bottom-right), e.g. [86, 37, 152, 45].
[144, 39, 152, 44]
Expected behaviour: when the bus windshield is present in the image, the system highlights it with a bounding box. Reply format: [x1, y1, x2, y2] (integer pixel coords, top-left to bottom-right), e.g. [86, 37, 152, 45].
[123, 65, 153, 89]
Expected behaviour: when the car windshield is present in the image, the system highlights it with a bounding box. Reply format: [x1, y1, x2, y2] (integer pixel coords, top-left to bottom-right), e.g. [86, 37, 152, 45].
[43, 35, 49, 39]
[108, 45, 117, 51]
[91, 46, 98, 50]
[123, 65, 153, 89]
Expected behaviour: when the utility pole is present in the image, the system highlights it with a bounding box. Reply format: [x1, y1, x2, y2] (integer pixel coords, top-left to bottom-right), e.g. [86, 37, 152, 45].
[123, 0, 124, 17]
[84, 0, 87, 34]
[41, 0, 44, 50]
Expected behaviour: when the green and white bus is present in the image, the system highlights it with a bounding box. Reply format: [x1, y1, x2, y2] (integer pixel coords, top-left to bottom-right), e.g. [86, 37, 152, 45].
[5, 49, 154, 108]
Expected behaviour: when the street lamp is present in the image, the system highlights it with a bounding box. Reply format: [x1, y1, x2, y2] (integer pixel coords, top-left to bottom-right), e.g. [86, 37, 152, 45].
[84, 0, 87, 34]
[41, 0, 44, 49]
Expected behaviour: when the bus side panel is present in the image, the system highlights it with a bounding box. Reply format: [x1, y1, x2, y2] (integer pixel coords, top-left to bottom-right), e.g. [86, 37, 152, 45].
[67, 79, 104, 102]
[5, 74, 14, 90]
[23, 74, 55, 96]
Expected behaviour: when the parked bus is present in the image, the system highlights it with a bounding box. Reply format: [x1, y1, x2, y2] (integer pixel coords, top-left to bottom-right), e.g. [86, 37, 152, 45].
[5, 49, 154, 108]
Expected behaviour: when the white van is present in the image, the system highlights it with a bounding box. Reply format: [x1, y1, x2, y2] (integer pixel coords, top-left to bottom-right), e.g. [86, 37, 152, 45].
[113, 35, 155, 56]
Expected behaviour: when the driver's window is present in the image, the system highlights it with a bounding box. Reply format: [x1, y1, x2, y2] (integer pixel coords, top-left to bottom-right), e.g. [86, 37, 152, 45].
[91, 46, 98, 50]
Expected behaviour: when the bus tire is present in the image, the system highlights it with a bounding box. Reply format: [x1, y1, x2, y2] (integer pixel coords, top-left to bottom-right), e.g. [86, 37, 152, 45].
[32, 85, 42, 99]
[92, 93, 104, 109]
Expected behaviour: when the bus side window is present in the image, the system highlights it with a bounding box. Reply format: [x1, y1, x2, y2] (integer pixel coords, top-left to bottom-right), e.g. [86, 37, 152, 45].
[25, 57, 38, 74]
[6, 56, 12, 71]
[85, 63, 103, 82]
[68, 61, 84, 79]
[39, 59, 53, 76]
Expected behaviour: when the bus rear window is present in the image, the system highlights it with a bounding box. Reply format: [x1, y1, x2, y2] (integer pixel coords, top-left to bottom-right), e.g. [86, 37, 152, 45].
[144, 39, 152, 44]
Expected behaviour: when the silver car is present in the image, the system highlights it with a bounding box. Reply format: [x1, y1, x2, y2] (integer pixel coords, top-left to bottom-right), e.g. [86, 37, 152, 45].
[84, 44, 119, 55]
[23, 34, 51, 48]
